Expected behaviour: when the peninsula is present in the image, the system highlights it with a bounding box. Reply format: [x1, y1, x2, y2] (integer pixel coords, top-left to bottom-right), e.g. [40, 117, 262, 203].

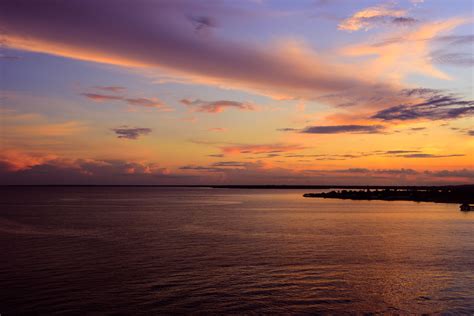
[303, 185, 474, 204]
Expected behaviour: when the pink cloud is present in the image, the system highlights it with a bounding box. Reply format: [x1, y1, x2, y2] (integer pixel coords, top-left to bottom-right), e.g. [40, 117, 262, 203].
[94, 86, 126, 93]
[82, 92, 170, 110]
[181, 99, 255, 113]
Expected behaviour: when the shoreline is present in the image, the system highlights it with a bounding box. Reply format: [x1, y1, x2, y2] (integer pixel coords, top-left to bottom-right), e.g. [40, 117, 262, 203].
[303, 187, 474, 204]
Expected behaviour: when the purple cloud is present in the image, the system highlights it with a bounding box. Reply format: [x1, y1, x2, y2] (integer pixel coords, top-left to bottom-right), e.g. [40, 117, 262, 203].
[111, 126, 152, 140]
[0, 0, 399, 103]
[181, 99, 255, 113]
[373, 89, 474, 121]
[82, 92, 169, 109]
[279, 125, 385, 134]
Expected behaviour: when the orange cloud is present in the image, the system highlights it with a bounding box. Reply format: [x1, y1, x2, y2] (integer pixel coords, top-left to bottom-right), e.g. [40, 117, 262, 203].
[342, 18, 468, 82]
[0, 150, 58, 172]
[338, 4, 409, 32]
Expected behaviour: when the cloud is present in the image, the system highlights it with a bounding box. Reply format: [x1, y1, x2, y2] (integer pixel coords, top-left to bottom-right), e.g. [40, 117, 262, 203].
[342, 18, 468, 81]
[369, 33, 474, 68]
[179, 165, 222, 172]
[425, 169, 474, 179]
[82, 92, 169, 109]
[111, 126, 152, 140]
[279, 124, 385, 134]
[2, 0, 468, 118]
[399, 153, 464, 158]
[384, 150, 420, 154]
[220, 143, 306, 155]
[434, 34, 474, 46]
[429, 51, 474, 66]
[430, 35, 473, 67]
[125, 98, 167, 108]
[178, 161, 252, 172]
[468, 130, 474, 136]
[94, 86, 126, 93]
[0, 150, 58, 172]
[373, 168, 418, 175]
[188, 15, 218, 33]
[309, 168, 419, 175]
[82, 93, 122, 102]
[177, 161, 473, 185]
[281, 149, 464, 161]
[0, 53, 20, 60]
[372, 88, 474, 121]
[1, 150, 472, 185]
[0, 0, 408, 104]
[181, 99, 255, 113]
[0, 154, 176, 185]
[391, 17, 418, 26]
[211, 161, 250, 167]
[338, 4, 414, 32]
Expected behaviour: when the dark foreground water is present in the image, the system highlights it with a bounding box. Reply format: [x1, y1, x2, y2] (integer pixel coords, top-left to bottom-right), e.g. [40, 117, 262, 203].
[0, 187, 473, 314]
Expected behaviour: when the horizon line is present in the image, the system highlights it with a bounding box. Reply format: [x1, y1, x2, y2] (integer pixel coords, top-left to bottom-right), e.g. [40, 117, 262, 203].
[1, 184, 473, 189]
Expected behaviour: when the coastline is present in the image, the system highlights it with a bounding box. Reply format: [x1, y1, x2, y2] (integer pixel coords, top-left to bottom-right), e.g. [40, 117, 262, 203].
[303, 187, 474, 204]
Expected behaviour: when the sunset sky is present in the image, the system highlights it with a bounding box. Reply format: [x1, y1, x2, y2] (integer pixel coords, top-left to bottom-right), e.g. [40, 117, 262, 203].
[0, 0, 473, 185]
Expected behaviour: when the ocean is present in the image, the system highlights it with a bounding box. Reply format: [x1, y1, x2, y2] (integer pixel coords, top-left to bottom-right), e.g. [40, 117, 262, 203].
[1, 187, 473, 314]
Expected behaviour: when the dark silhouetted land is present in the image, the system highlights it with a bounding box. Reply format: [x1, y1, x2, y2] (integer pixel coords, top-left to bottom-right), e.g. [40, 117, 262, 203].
[303, 185, 474, 204]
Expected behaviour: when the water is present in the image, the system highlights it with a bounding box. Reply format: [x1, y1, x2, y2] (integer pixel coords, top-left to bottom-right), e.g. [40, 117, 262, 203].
[0, 187, 473, 314]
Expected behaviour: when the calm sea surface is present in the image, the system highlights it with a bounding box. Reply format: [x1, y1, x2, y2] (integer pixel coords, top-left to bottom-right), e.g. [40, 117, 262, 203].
[0, 187, 473, 314]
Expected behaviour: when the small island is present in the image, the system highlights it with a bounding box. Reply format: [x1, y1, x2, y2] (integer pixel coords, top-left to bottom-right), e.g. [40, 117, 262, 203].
[303, 185, 474, 206]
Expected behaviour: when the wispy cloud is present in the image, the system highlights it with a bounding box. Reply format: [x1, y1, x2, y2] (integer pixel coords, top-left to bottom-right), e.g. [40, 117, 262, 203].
[434, 34, 474, 45]
[279, 124, 385, 134]
[424, 169, 474, 179]
[0, 0, 408, 104]
[187, 15, 218, 33]
[94, 86, 126, 93]
[176, 161, 474, 185]
[372, 89, 474, 121]
[342, 18, 468, 81]
[82, 92, 171, 110]
[429, 51, 474, 67]
[338, 4, 415, 32]
[1, 150, 472, 185]
[282, 149, 464, 161]
[391, 17, 418, 26]
[111, 126, 152, 140]
[0, 53, 20, 60]
[220, 143, 306, 155]
[181, 99, 255, 113]
[400, 153, 464, 158]
[82, 93, 123, 102]
[306, 168, 419, 175]
[211, 161, 250, 167]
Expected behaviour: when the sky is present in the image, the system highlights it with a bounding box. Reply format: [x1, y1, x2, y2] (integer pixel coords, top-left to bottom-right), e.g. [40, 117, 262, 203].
[0, 0, 473, 185]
